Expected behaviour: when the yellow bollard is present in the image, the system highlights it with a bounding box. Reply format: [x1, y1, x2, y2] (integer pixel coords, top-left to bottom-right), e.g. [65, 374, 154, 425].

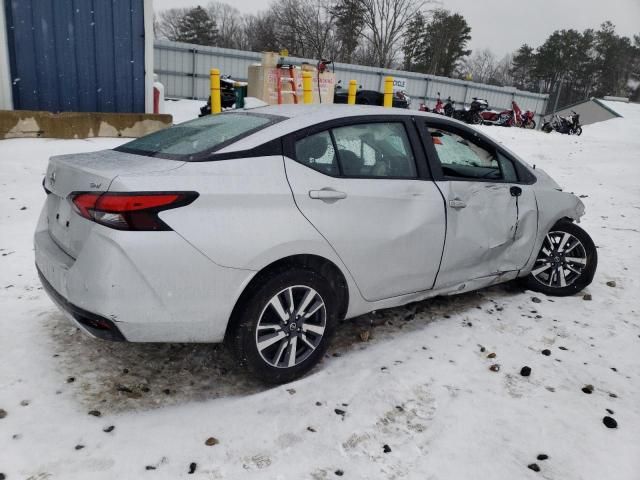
[347, 80, 357, 105]
[302, 71, 313, 105]
[210, 68, 221, 114]
[383, 76, 394, 108]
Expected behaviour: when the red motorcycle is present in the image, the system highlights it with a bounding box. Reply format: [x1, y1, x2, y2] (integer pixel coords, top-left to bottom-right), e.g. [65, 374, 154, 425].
[481, 101, 536, 128]
[419, 92, 445, 115]
[481, 106, 515, 126]
[515, 104, 536, 129]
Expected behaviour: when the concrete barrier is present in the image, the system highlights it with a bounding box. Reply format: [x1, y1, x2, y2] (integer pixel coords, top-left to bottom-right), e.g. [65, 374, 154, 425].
[0, 110, 173, 140]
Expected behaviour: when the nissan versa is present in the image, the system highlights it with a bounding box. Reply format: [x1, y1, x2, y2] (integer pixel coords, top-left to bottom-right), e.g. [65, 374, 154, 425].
[35, 105, 597, 383]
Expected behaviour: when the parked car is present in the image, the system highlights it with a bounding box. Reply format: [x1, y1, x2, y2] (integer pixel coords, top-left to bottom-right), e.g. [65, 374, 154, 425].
[35, 105, 597, 383]
[334, 81, 410, 108]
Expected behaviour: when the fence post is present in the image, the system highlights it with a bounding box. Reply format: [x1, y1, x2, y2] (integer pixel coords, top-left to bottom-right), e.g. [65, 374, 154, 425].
[191, 48, 197, 100]
[302, 71, 313, 104]
[383, 76, 393, 108]
[347, 80, 357, 105]
[210, 68, 221, 114]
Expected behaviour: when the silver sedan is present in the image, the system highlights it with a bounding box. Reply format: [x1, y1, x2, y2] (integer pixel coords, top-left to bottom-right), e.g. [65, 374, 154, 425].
[35, 105, 597, 383]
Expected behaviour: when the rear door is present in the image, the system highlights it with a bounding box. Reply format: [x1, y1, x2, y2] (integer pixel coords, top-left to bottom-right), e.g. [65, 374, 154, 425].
[283, 117, 446, 302]
[416, 119, 538, 288]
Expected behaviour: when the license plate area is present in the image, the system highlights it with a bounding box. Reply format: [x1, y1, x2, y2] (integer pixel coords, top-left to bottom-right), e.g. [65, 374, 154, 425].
[47, 195, 77, 258]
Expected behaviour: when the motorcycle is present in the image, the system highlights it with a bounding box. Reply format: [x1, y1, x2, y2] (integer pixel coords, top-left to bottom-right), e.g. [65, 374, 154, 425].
[512, 101, 536, 129]
[444, 96, 455, 117]
[199, 75, 242, 116]
[541, 111, 582, 135]
[481, 106, 515, 127]
[450, 97, 488, 125]
[481, 101, 536, 128]
[419, 92, 445, 114]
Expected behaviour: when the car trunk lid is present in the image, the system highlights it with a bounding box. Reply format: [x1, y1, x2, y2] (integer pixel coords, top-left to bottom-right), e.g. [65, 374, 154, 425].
[44, 149, 184, 258]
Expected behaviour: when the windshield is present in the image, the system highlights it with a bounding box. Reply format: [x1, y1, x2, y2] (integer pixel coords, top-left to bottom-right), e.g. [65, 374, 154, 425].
[116, 112, 283, 161]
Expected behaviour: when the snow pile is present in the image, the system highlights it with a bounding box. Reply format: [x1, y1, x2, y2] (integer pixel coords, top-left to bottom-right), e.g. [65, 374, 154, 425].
[0, 101, 639, 479]
[164, 97, 270, 126]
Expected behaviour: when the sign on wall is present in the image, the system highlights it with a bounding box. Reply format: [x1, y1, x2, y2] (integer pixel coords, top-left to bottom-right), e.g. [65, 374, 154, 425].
[379, 77, 408, 93]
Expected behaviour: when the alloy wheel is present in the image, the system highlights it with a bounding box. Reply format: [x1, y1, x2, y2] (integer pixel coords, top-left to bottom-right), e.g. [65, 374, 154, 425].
[255, 286, 327, 368]
[531, 231, 588, 288]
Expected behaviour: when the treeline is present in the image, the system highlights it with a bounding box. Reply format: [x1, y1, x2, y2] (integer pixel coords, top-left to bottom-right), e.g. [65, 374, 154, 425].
[155, 1, 640, 109]
[511, 23, 640, 107]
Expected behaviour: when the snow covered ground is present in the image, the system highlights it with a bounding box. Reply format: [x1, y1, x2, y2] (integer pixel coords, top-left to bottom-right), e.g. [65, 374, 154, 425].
[1, 101, 639, 479]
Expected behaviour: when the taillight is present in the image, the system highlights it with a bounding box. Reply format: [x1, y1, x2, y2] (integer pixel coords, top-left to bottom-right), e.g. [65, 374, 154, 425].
[70, 192, 198, 231]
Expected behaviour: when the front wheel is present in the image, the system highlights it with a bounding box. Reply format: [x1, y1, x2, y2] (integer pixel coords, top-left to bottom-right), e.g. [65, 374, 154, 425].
[471, 112, 483, 125]
[232, 268, 338, 384]
[525, 120, 536, 129]
[572, 126, 583, 136]
[522, 221, 597, 296]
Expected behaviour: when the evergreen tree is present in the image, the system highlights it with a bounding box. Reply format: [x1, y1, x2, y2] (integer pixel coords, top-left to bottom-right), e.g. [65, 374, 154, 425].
[510, 44, 536, 91]
[400, 9, 471, 77]
[402, 12, 426, 71]
[174, 6, 218, 46]
[593, 22, 639, 98]
[330, 0, 366, 63]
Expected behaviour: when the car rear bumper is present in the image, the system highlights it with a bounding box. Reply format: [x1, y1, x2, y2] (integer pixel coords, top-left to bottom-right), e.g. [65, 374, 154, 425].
[34, 210, 254, 343]
[37, 267, 126, 341]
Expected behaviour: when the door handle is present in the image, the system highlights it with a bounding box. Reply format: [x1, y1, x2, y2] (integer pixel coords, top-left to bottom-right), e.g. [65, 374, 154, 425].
[309, 189, 347, 200]
[449, 199, 467, 209]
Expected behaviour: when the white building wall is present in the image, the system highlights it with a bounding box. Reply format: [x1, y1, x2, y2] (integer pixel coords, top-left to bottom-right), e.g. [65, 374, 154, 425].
[0, 0, 14, 110]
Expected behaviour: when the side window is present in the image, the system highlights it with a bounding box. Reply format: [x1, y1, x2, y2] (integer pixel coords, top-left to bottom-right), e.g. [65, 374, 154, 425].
[295, 131, 338, 175]
[429, 127, 502, 180]
[332, 123, 417, 178]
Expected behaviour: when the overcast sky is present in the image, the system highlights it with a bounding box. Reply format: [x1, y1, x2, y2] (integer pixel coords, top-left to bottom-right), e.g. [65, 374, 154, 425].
[152, 0, 640, 57]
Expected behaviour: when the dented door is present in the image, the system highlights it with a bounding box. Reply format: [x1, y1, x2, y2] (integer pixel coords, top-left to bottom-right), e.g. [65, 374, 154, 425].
[416, 120, 538, 289]
[433, 180, 537, 289]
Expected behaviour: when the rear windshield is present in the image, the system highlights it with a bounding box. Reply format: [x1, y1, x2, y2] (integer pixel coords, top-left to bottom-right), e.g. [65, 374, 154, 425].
[116, 112, 283, 161]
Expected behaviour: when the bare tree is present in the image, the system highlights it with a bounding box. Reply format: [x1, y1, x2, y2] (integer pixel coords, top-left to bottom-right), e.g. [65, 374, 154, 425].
[463, 49, 498, 83]
[293, 0, 338, 59]
[155, 8, 191, 41]
[207, 2, 244, 49]
[358, 0, 427, 68]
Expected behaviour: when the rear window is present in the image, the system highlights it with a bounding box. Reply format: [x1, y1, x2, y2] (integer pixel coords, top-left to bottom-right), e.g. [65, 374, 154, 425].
[116, 112, 283, 160]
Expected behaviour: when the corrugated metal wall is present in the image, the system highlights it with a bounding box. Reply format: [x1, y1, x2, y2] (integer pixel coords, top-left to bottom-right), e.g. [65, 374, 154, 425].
[154, 39, 549, 125]
[4, 0, 146, 113]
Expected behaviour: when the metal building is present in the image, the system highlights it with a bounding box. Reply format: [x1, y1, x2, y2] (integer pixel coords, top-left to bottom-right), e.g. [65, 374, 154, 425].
[552, 97, 624, 126]
[0, 0, 154, 113]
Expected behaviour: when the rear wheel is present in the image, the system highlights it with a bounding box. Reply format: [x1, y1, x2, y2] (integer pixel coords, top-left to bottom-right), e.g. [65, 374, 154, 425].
[232, 268, 337, 384]
[523, 221, 597, 296]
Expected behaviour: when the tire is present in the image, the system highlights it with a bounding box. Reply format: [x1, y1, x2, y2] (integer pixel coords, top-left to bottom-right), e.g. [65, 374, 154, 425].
[471, 112, 483, 125]
[542, 123, 553, 133]
[522, 220, 597, 296]
[573, 126, 583, 136]
[525, 120, 536, 129]
[232, 268, 338, 384]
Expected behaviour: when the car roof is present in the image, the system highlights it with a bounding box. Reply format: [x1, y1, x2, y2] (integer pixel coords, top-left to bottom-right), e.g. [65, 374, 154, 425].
[217, 104, 444, 153]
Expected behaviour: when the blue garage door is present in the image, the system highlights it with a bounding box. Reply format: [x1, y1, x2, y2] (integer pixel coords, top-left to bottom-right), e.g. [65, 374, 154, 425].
[5, 0, 146, 113]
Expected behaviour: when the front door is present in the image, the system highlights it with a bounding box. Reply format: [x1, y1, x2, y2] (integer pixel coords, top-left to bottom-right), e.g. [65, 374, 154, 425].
[418, 121, 538, 289]
[283, 119, 446, 302]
